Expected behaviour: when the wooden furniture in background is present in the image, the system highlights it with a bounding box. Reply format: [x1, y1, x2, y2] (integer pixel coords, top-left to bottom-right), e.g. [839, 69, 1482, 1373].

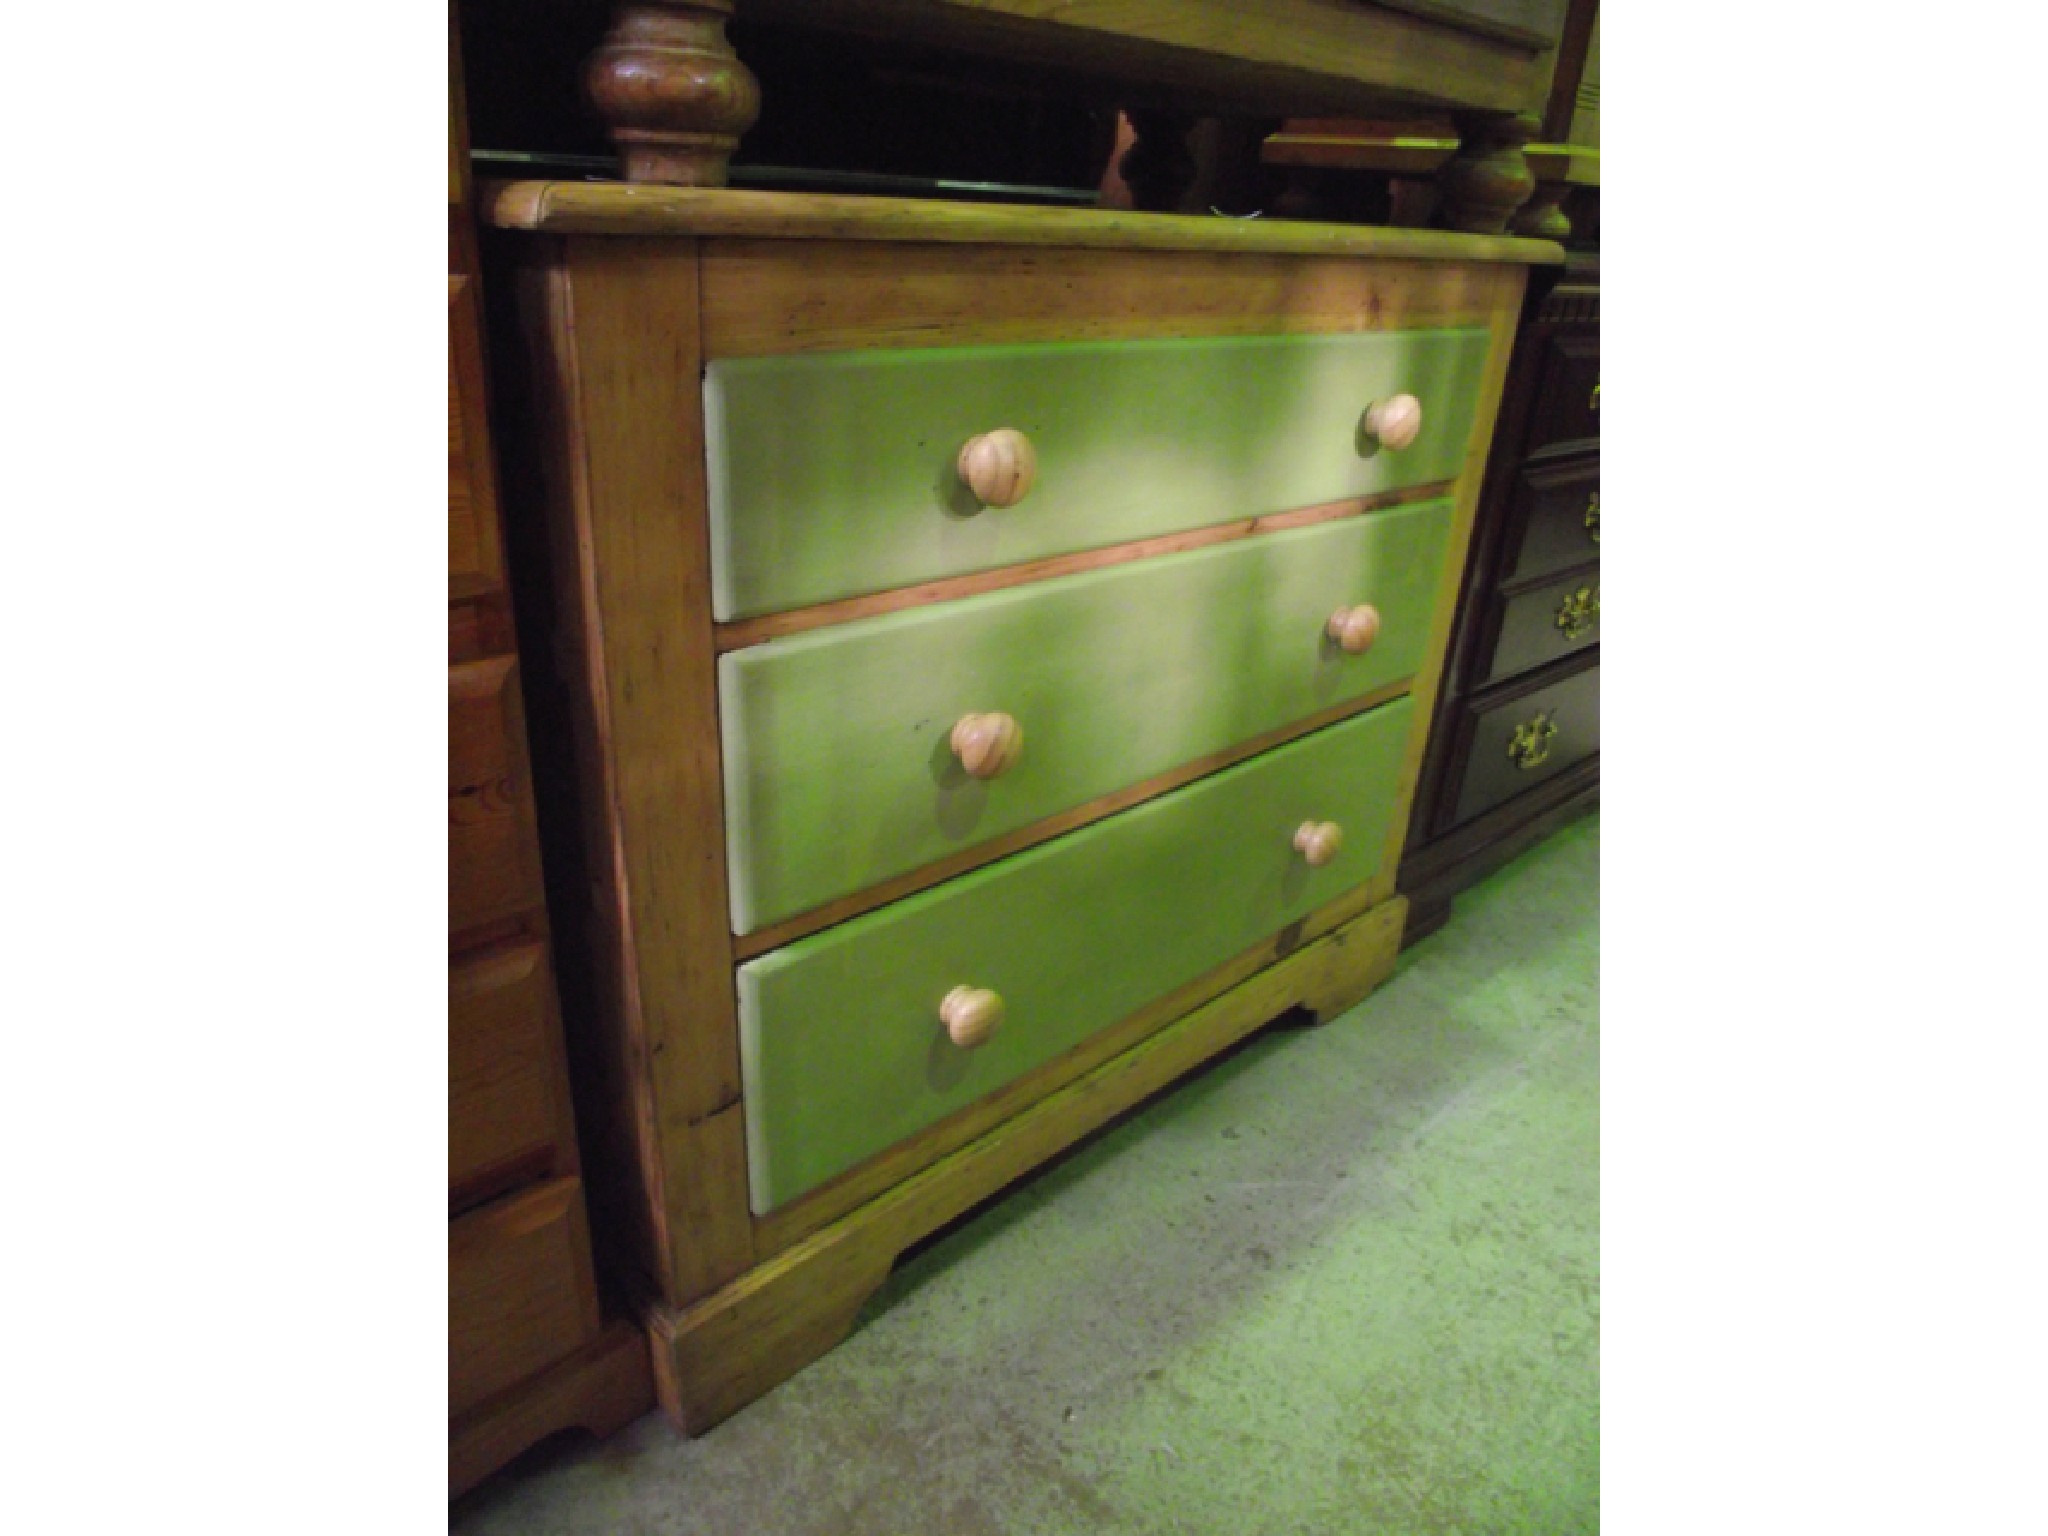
[1399, 250, 1598, 939]
[482, 181, 1557, 1433]
[559, 0, 1568, 223]
[449, 22, 652, 1498]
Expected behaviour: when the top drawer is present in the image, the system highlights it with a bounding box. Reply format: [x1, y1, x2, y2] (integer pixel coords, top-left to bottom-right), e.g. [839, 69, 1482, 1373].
[704, 327, 1492, 619]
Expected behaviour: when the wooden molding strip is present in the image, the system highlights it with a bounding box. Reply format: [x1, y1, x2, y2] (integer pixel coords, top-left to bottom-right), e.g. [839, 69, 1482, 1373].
[716, 484, 1456, 651]
[484, 182, 1565, 265]
[732, 677, 1415, 961]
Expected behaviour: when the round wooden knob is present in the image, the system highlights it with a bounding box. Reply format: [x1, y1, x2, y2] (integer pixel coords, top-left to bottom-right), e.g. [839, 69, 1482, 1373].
[1326, 604, 1382, 655]
[957, 429, 1038, 507]
[1293, 821, 1345, 867]
[940, 985, 1004, 1049]
[1362, 394, 1423, 451]
[950, 712, 1024, 779]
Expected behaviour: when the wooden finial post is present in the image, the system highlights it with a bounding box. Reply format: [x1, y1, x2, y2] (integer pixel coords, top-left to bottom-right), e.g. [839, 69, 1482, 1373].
[586, 2, 761, 187]
[1438, 114, 1537, 235]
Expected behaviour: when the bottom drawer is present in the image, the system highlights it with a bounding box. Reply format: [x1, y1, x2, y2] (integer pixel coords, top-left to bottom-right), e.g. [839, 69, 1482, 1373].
[449, 1178, 599, 1417]
[738, 697, 1415, 1214]
[1453, 664, 1600, 825]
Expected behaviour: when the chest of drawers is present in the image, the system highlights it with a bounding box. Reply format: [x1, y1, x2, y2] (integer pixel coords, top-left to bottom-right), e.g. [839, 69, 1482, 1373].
[484, 182, 1554, 1431]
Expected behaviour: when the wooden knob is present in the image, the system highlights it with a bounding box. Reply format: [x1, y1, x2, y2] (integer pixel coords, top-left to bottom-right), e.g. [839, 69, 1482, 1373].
[950, 712, 1024, 779]
[940, 986, 1004, 1049]
[957, 429, 1038, 507]
[1362, 394, 1423, 451]
[1293, 821, 1345, 867]
[1326, 604, 1382, 655]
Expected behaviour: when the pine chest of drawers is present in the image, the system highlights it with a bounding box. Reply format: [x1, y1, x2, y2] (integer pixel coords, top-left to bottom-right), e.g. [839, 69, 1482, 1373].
[485, 182, 1555, 1432]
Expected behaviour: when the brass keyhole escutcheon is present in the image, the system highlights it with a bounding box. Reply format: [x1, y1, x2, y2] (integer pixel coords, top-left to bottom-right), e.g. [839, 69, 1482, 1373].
[1585, 492, 1599, 544]
[1554, 584, 1599, 641]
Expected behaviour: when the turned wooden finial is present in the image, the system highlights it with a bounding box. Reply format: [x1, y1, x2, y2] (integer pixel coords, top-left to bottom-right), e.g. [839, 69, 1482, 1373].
[586, 2, 761, 187]
[1438, 114, 1537, 235]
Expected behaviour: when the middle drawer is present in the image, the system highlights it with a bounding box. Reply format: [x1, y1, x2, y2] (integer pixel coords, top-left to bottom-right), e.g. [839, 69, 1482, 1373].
[720, 502, 1454, 933]
[737, 697, 1415, 1214]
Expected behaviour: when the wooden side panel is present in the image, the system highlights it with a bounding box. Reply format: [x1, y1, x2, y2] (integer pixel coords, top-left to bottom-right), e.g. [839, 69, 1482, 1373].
[449, 657, 545, 937]
[449, 1178, 601, 1419]
[1368, 266, 1530, 897]
[720, 500, 1455, 931]
[704, 326, 1492, 617]
[738, 700, 1413, 1213]
[550, 238, 756, 1303]
[449, 273, 504, 599]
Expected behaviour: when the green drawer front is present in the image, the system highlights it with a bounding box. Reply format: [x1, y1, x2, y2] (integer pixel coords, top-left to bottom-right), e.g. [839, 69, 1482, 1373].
[737, 699, 1414, 1213]
[720, 502, 1454, 933]
[705, 328, 1490, 619]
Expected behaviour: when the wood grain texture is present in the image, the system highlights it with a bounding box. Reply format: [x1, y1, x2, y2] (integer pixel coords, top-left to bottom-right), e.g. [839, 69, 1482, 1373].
[537, 238, 757, 1304]
[732, 677, 1413, 961]
[719, 504, 1454, 932]
[450, 1320, 654, 1498]
[450, 939, 573, 1207]
[736, 702, 1414, 1212]
[714, 484, 1451, 649]
[705, 328, 1490, 618]
[449, 1178, 602, 1419]
[485, 183, 1566, 266]
[449, 656, 546, 939]
[1364, 263, 1529, 906]
[449, 273, 504, 598]
[700, 241, 1510, 358]
[652, 896, 1407, 1433]
[753, 878, 1383, 1253]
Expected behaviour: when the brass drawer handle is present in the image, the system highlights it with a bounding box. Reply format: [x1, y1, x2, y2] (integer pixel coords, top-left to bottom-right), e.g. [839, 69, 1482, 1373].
[1554, 584, 1599, 641]
[950, 711, 1024, 779]
[939, 986, 1004, 1049]
[1584, 492, 1599, 545]
[1506, 712, 1558, 771]
[957, 429, 1038, 508]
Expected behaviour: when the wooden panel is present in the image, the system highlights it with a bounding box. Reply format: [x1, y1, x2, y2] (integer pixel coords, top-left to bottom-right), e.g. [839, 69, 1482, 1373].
[1483, 566, 1598, 684]
[449, 1178, 600, 1418]
[450, 940, 565, 1203]
[700, 241, 1506, 358]
[549, 238, 756, 1303]
[737, 700, 1413, 1212]
[1527, 332, 1599, 453]
[486, 183, 1565, 265]
[449, 274, 502, 599]
[1452, 660, 1599, 824]
[705, 327, 1491, 618]
[1503, 453, 1599, 583]
[449, 656, 544, 936]
[720, 501, 1455, 931]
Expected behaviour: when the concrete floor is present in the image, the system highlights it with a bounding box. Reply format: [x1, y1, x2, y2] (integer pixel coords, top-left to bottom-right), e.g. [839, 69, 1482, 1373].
[454, 814, 1599, 1535]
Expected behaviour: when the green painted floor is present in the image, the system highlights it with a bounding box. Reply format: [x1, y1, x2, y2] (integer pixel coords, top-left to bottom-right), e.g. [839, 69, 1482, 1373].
[455, 814, 1599, 1535]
